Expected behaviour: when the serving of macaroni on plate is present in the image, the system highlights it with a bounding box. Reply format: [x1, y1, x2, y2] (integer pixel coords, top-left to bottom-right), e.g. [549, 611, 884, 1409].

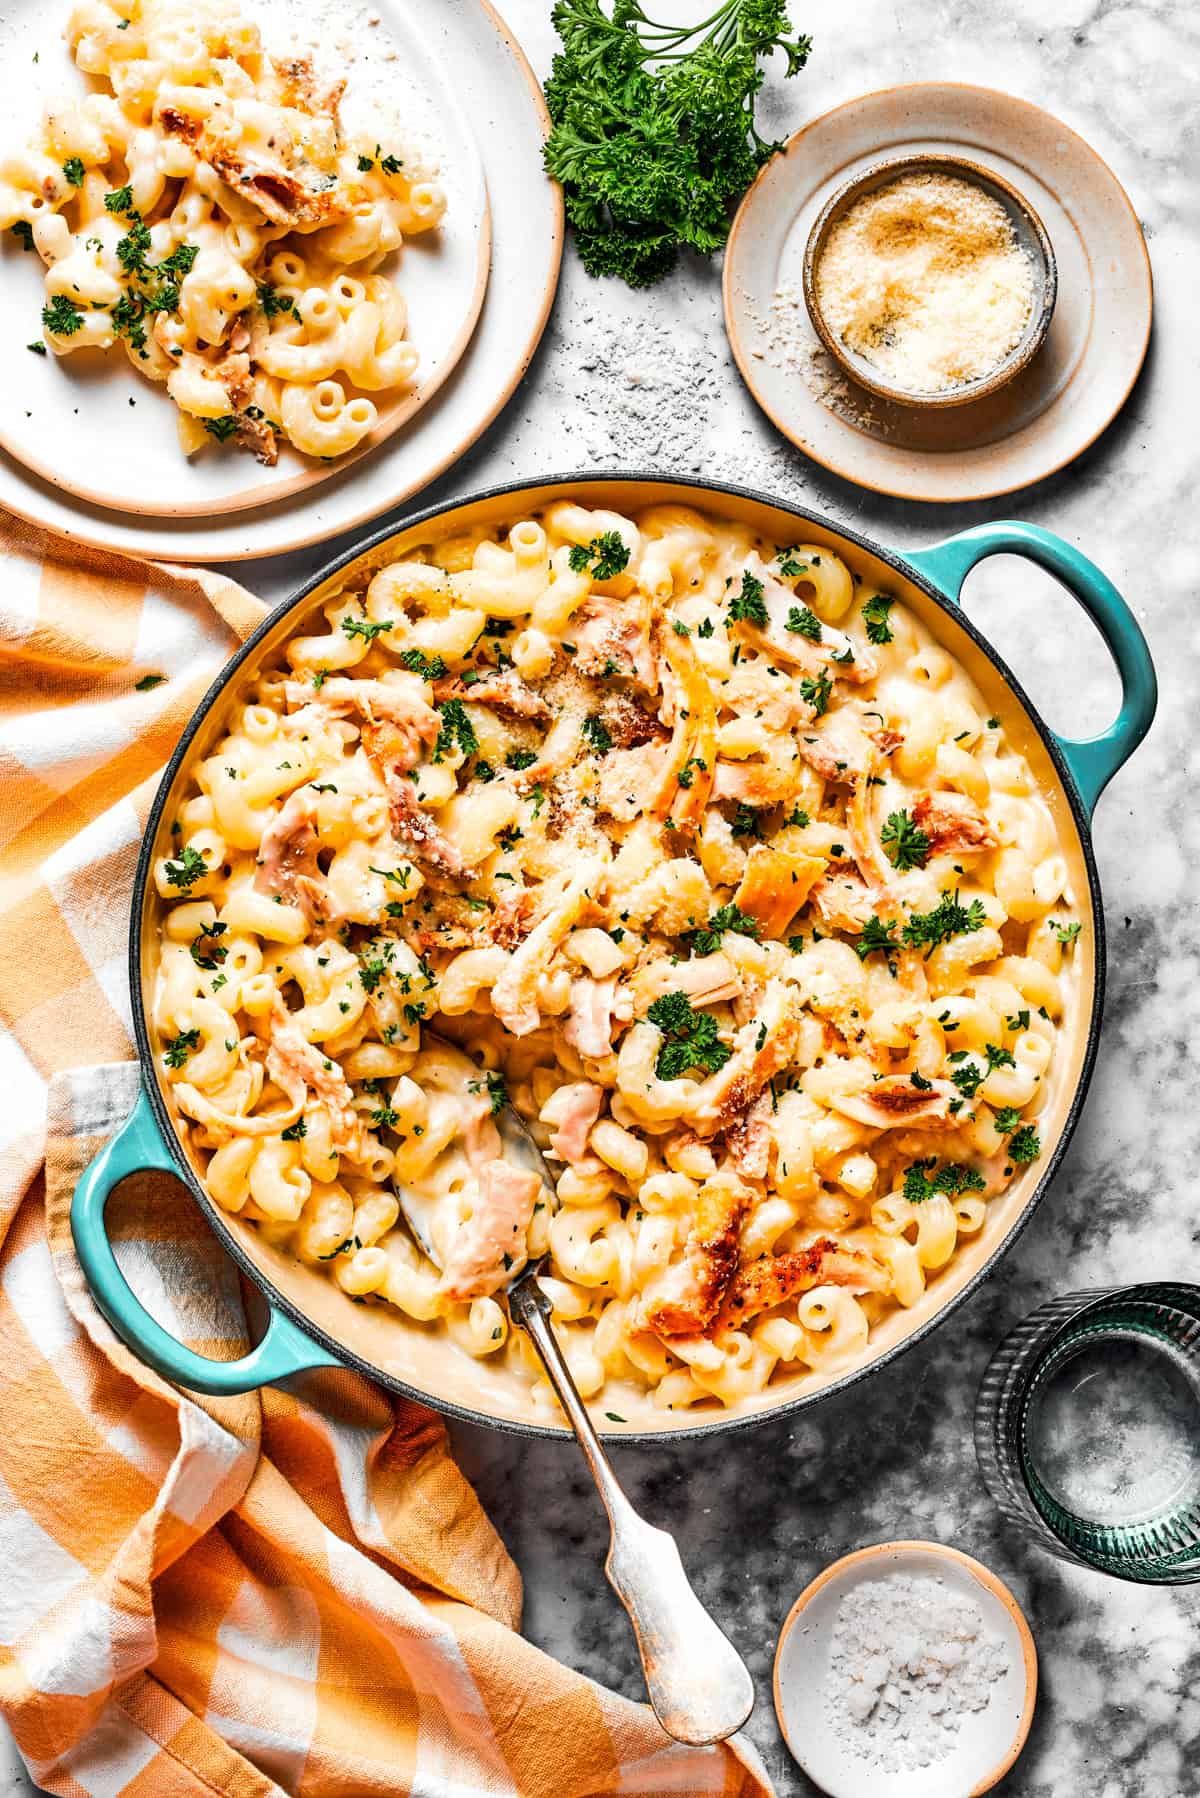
[0, 0, 446, 463]
[149, 499, 1081, 1415]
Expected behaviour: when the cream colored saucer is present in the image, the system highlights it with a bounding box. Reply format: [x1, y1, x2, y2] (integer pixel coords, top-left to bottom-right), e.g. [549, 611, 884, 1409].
[724, 84, 1152, 502]
[773, 1542, 1037, 1798]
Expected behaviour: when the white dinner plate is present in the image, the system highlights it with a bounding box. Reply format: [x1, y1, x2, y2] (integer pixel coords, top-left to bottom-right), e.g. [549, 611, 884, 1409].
[0, 0, 491, 518]
[0, 0, 562, 559]
[724, 84, 1153, 503]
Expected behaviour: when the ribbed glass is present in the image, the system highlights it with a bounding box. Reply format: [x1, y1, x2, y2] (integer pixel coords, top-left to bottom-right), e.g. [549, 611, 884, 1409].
[974, 1284, 1200, 1583]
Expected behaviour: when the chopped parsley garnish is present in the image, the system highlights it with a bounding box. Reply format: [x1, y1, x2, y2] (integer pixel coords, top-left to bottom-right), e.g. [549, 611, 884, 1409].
[581, 713, 612, 755]
[116, 214, 152, 275]
[568, 530, 630, 581]
[902, 890, 986, 956]
[950, 1059, 985, 1099]
[880, 809, 931, 873]
[727, 570, 768, 626]
[799, 670, 833, 717]
[104, 185, 133, 214]
[687, 903, 760, 955]
[359, 952, 391, 994]
[135, 673, 165, 691]
[1051, 919, 1081, 947]
[1007, 1125, 1041, 1164]
[163, 845, 207, 890]
[399, 647, 447, 679]
[470, 1069, 509, 1116]
[11, 221, 34, 251]
[189, 922, 228, 970]
[505, 747, 538, 771]
[1006, 1009, 1030, 1032]
[203, 415, 239, 443]
[256, 281, 295, 317]
[730, 803, 762, 839]
[42, 293, 83, 337]
[27, 340, 46, 354]
[671, 618, 690, 637]
[62, 157, 85, 188]
[776, 548, 807, 578]
[676, 753, 707, 789]
[853, 916, 901, 973]
[646, 991, 732, 1081]
[783, 806, 810, 828]
[984, 1042, 1016, 1071]
[903, 1159, 986, 1205]
[341, 615, 394, 645]
[163, 1028, 200, 1069]
[862, 594, 894, 644]
[785, 604, 822, 640]
[697, 617, 715, 639]
[281, 1118, 307, 1141]
[159, 243, 199, 279]
[992, 1105, 1023, 1132]
[433, 699, 479, 762]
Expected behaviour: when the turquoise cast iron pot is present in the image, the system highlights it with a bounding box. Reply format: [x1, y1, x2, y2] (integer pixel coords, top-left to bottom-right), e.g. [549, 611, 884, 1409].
[72, 478, 1157, 1439]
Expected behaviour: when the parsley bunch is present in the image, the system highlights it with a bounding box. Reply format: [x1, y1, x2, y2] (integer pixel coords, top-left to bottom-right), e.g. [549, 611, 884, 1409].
[646, 990, 732, 1080]
[544, 0, 811, 287]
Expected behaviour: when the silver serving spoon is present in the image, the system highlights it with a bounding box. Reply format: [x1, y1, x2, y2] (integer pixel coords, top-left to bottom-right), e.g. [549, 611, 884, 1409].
[394, 1046, 756, 1746]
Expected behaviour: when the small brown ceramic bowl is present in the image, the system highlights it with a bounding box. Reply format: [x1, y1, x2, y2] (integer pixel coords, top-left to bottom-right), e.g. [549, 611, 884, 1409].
[802, 152, 1058, 409]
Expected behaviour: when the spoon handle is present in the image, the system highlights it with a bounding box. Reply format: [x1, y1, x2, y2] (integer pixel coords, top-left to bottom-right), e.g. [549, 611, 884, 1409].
[509, 1276, 755, 1746]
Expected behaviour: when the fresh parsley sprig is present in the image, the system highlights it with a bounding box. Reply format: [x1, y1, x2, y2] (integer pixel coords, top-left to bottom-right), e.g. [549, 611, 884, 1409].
[646, 990, 732, 1081]
[543, 0, 811, 288]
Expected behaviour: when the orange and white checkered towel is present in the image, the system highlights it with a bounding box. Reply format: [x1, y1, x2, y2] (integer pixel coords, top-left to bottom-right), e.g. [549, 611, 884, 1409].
[0, 513, 773, 1798]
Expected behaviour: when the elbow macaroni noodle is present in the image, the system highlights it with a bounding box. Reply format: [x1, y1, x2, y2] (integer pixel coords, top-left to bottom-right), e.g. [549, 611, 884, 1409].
[150, 500, 1080, 1414]
[1, 0, 445, 463]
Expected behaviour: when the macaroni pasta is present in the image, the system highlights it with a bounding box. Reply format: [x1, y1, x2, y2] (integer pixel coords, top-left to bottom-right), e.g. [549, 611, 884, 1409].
[1, 0, 445, 463]
[150, 501, 1080, 1414]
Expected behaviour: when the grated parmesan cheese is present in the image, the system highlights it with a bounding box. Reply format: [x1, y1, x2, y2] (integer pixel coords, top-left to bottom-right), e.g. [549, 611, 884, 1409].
[814, 173, 1037, 394]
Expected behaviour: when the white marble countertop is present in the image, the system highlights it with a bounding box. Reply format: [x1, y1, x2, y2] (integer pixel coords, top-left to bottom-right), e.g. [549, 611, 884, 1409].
[6, 0, 1198, 1793]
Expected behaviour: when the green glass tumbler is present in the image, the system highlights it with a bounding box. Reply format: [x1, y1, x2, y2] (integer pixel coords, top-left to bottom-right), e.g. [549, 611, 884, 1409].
[975, 1283, 1200, 1583]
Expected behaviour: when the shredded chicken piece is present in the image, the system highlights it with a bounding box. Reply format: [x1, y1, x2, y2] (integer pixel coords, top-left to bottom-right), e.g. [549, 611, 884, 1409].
[437, 1161, 540, 1301]
[811, 869, 881, 934]
[254, 788, 341, 922]
[715, 1238, 890, 1330]
[652, 627, 717, 830]
[828, 1075, 962, 1131]
[597, 741, 672, 822]
[383, 780, 474, 880]
[488, 886, 537, 951]
[263, 997, 363, 1158]
[286, 675, 440, 762]
[599, 693, 665, 750]
[797, 705, 902, 789]
[491, 856, 608, 1036]
[722, 1095, 772, 1182]
[711, 749, 802, 807]
[631, 951, 742, 1013]
[912, 791, 999, 855]
[687, 982, 805, 1139]
[433, 670, 551, 725]
[574, 595, 657, 691]
[562, 975, 619, 1060]
[638, 1175, 750, 1336]
[209, 149, 353, 230]
[544, 1082, 604, 1164]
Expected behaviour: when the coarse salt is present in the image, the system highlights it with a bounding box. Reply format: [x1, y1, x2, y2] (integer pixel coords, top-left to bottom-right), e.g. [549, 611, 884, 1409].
[823, 1571, 1009, 1771]
[814, 172, 1036, 394]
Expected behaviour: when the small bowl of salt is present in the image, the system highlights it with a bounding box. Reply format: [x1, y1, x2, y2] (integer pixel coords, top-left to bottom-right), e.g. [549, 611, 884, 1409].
[773, 1541, 1036, 1798]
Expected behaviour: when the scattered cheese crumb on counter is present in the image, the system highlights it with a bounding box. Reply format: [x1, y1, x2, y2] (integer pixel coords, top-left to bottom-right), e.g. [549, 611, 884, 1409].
[815, 172, 1037, 393]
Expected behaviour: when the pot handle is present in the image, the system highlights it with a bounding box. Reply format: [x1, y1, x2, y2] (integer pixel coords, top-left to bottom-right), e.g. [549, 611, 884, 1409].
[905, 522, 1157, 816]
[72, 1087, 340, 1395]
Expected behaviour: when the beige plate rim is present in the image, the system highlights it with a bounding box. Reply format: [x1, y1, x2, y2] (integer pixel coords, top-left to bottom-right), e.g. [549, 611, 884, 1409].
[0, 206, 494, 519]
[0, 0, 564, 561]
[772, 1539, 1039, 1796]
[723, 80, 1153, 503]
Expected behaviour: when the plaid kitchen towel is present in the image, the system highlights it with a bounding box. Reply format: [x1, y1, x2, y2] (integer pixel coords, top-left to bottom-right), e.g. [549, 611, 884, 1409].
[0, 514, 773, 1798]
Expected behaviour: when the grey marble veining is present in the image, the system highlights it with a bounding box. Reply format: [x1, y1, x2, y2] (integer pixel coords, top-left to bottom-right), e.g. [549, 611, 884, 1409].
[4, 0, 1199, 1793]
